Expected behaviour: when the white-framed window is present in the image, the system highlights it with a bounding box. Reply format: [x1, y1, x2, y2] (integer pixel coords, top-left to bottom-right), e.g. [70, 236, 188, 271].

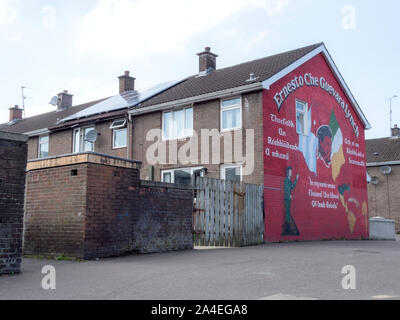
[162, 107, 193, 140]
[162, 166, 203, 185]
[296, 100, 308, 136]
[73, 128, 81, 153]
[73, 126, 95, 153]
[110, 119, 127, 129]
[220, 164, 242, 182]
[221, 97, 242, 132]
[38, 135, 49, 158]
[110, 119, 127, 149]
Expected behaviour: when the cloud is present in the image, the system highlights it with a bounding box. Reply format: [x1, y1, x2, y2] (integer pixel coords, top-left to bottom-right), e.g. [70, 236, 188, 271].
[70, 77, 116, 105]
[41, 5, 56, 30]
[76, 0, 290, 60]
[0, 0, 16, 26]
[244, 30, 270, 51]
[8, 32, 22, 42]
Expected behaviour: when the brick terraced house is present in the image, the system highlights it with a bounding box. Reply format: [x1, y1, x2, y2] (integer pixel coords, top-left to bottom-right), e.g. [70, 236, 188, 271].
[1, 43, 372, 242]
[366, 125, 400, 232]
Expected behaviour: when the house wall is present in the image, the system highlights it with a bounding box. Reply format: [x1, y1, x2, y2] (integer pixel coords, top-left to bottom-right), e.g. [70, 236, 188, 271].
[367, 165, 400, 233]
[132, 90, 264, 185]
[24, 154, 193, 260]
[27, 136, 38, 160]
[263, 53, 369, 242]
[0, 132, 27, 274]
[26, 119, 128, 160]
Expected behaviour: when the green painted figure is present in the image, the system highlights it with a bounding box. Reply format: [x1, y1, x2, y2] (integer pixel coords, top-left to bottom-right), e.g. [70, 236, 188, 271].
[282, 167, 300, 236]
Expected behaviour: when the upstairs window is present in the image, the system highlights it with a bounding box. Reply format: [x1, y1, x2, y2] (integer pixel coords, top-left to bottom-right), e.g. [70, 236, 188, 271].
[296, 100, 308, 136]
[111, 119, 127, 149]
[38, 135, 49, 158]
[73, 126, 95, 153]
[221, 97, 242, 131]
[162, 107, 193, 140]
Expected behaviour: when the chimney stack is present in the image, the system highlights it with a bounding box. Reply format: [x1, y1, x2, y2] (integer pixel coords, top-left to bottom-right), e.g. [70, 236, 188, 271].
[119, 71, 136, 94]
[57, 90, 73, 111]
[197, 47, 218, 73]
[9, 105, 23, 122]
[392, 124, 400, 138]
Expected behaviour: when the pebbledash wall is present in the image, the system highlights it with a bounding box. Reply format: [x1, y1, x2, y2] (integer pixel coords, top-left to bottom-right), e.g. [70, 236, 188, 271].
[24, 153, 193, 259]
[0, 131, 28, 274]
[263, 53, 369, 242]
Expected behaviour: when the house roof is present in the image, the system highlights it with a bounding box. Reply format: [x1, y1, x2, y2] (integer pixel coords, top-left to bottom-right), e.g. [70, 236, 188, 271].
[59, 79, 185, 123]
[366, 137, 400, 165]
[0, 98, 106, 135]
[1, 42, 370, 135]
[139, 43, 322, 108]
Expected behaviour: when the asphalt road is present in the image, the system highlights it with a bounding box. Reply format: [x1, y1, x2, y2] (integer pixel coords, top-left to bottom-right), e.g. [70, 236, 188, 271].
[1, 238, 399, 300]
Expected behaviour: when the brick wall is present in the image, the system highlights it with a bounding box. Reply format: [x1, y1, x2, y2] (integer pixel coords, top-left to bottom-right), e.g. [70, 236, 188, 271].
[24, 164, 88, 258]
[132, 181, 194, 253]
[25, 153, 193, 260]
[0, 131, 27, 274]
[133, 90, 264, 185]
[367, 165, 400, 233]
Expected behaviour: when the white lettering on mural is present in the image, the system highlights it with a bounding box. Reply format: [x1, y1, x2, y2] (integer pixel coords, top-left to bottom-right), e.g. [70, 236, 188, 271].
[308, 177, 339, 210]
[273, 73, 360, 138]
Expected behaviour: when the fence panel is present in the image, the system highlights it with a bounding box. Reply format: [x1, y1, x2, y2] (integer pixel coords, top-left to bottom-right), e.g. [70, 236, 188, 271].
[193, 177, 264, 247]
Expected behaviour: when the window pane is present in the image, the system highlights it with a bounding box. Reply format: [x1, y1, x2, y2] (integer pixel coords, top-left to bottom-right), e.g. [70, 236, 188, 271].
[174, 109, 184, 139]
[296, 101, 305, 111]
[163, 172, 172, 183]
[39, 136, 49, 158]
[163, 112, 172, 139]
[83, 128, 94, 152]
[225, 167, 241, 182]
[296, 112, 305, 135]
[185, 108, 193, 137]
[174, 169, 191, 185]
[222, 98, 241, 108]
[222, 108, 240, 130]
[73, 130, 80, 153]
[114, 128, 127, 148]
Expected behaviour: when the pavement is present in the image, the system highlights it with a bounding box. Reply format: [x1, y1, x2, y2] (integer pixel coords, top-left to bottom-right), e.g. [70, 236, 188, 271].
[1, 238, 400, 300]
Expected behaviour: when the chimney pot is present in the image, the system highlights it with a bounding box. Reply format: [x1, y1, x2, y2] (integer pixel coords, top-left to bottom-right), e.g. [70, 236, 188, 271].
[119, 70, 136, 94]
[9, 105, 23, 122]
[57, 90, 73, 111]
[392, 124, 400, 137]
[197, 47, 218, 73]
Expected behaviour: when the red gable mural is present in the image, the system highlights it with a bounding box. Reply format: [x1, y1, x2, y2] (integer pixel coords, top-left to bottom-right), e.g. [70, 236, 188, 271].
[263, 53, 369, 242]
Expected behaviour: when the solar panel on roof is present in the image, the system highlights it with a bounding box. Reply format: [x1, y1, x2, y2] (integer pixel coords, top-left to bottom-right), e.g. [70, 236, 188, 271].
[59, 78, 185, 123]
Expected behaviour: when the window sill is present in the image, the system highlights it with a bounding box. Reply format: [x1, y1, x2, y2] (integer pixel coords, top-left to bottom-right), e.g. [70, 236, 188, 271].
[220, 127, 243, 133]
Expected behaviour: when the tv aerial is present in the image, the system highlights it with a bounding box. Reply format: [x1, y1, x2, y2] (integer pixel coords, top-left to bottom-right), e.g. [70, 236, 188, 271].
[49, 96, 58, 106]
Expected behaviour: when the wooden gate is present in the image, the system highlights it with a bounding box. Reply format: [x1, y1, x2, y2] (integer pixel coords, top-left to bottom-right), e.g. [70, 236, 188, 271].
[193, 177, 264, 247]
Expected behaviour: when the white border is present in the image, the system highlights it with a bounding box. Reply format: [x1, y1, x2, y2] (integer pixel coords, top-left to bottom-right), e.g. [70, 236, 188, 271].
[220, 164, 243, 182]
[262, 44, 371, 130]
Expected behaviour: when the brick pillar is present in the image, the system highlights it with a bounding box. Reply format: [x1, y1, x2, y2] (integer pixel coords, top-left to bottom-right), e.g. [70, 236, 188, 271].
[0, 131, 28, 274]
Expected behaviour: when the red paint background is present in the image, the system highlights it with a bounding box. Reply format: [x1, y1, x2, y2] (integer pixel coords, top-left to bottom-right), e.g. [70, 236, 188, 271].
[263, 53, 369, 242]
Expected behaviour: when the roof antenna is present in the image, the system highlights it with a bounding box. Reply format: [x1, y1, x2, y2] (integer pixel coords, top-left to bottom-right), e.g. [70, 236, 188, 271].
[21, 86, 31, 118]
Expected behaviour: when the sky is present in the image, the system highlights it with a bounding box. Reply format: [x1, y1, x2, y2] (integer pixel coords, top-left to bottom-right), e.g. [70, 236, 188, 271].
[0, 0, 399, 139]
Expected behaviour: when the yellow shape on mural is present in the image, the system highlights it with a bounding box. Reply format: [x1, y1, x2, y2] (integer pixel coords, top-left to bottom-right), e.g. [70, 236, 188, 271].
[331, 145, 345, 182]
[340, 195, 356, 233]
